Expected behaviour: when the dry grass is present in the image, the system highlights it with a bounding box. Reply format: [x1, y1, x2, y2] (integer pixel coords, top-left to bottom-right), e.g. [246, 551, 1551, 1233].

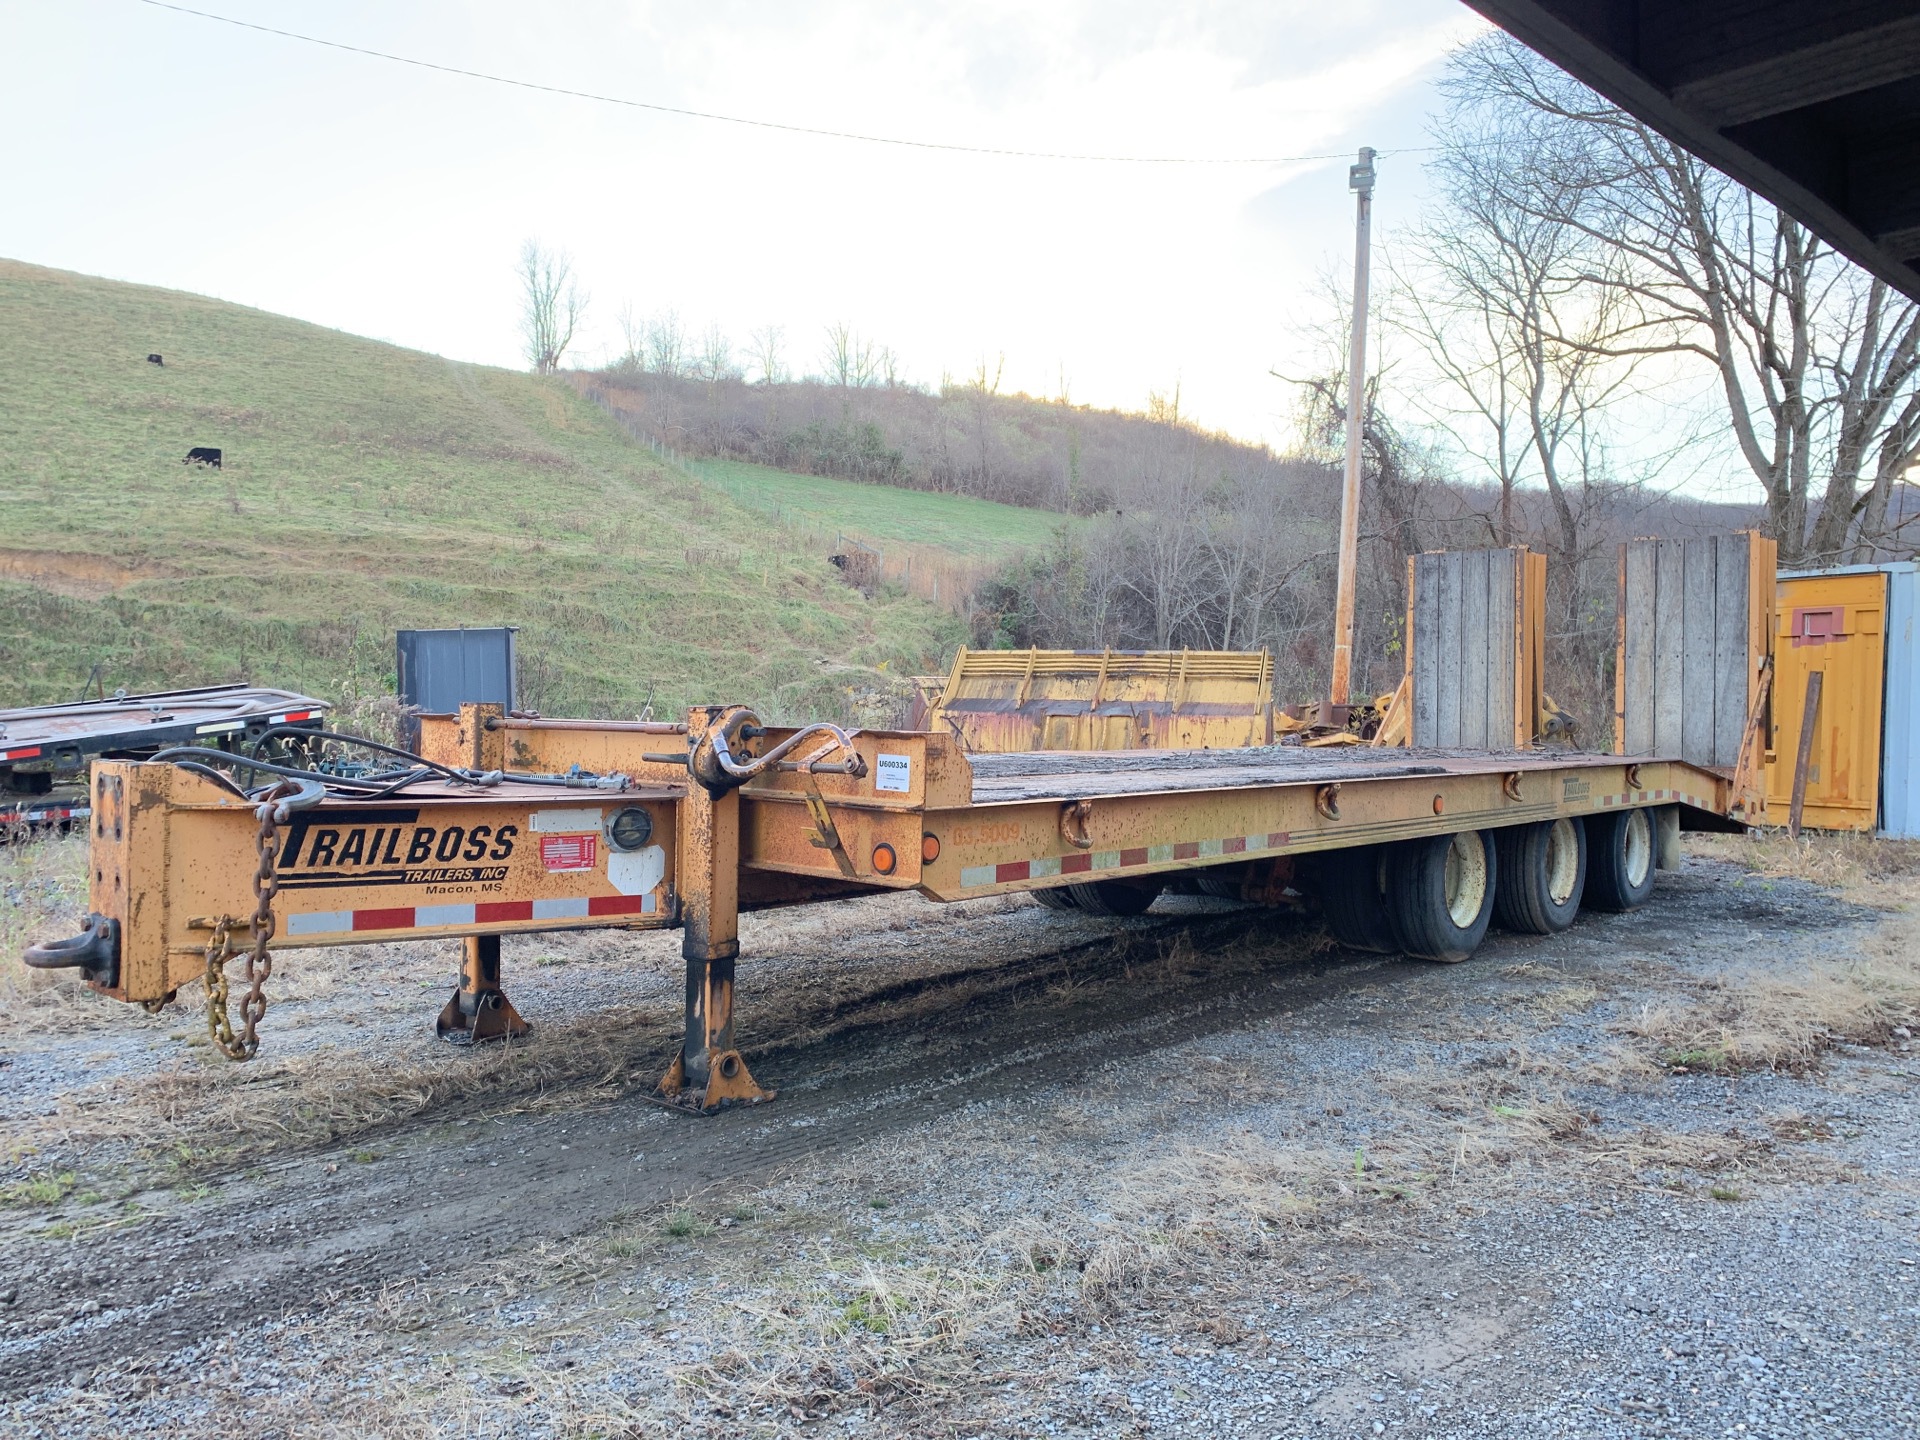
[1687, 829, 1920, 903]
[1612, 911, 1920, 1074]
[1, 1000, 679, 1174]
[0, 831, 93, 1021]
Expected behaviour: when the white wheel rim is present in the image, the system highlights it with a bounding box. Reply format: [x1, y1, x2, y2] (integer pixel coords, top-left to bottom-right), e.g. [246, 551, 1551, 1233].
[1623, 810, 1652, 887]
[1443, 832, 1488, 928]
[1546, 819, 1580, 905]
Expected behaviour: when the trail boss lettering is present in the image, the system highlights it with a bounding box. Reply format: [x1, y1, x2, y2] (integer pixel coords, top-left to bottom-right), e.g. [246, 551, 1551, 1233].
[277, 807, 518, 889]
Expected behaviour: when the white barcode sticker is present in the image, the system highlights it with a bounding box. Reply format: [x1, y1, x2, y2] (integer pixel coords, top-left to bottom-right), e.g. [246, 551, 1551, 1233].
[875, 753, 912, 793]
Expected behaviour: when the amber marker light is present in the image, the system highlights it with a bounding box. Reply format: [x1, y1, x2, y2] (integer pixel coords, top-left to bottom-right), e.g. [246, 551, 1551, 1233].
[872, 842, 898, 875]
[921, 833, 941, 863]
[1432, 795, 1445, 814]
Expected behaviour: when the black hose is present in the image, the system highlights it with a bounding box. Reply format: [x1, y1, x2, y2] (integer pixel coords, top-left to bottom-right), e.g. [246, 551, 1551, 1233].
[151, 741, 629, 805]
[148, 746, 412, 791]
[247, 724, 462, 774]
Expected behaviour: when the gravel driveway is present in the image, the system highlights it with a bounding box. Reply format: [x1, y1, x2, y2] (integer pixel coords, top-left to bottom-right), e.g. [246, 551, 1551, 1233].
[2, 840, 1916, 1438]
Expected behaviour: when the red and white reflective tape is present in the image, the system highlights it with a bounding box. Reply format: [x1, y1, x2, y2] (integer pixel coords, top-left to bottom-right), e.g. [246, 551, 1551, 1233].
[284, 891, 657, 938]
[270, 709, 317, 724]
[1598, 788, 1708, 809]
[0, 804, 85, 824]
[961, 831, 1290, 890]
[956, 789, 1711, 892]
[0, 746, 43, 763]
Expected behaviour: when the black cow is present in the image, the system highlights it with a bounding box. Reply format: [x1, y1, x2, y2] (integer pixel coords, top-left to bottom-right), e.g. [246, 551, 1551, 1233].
[146, 353, 163, 366]
[184, 447, 222, 468]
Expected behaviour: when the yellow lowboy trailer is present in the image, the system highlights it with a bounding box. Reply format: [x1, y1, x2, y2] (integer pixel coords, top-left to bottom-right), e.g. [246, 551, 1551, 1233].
[27, 697, 1757, 1112]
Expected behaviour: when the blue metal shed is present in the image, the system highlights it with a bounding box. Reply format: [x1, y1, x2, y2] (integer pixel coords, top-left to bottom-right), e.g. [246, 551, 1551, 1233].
[1884, 563, 1919, 839]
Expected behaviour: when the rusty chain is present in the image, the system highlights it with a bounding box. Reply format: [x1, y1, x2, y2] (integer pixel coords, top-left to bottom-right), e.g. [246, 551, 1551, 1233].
[203, 800, 283, 1061]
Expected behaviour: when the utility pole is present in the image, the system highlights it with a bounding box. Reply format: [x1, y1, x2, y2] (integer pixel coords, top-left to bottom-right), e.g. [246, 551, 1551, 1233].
[1328, 146, 1375, 711]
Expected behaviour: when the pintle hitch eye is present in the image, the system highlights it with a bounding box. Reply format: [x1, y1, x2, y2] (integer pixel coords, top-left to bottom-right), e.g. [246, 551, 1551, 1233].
[23, 913, 120, 988]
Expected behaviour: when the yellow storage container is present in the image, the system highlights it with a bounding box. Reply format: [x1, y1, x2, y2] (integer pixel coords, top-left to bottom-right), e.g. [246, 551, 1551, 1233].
[1765, 570, 1889, 831]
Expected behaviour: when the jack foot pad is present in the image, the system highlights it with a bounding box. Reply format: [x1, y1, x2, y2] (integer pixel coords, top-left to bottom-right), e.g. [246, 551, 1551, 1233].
[435, 988, 531, 1045]
[652, 1049, 775, 1114]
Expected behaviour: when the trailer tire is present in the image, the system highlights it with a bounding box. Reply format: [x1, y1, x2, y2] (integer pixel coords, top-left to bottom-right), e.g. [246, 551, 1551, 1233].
[1385, 830, 1495, 963]
[1196, 868, 1244, 900]
[1066, 880, 1160, 916]
[1030, 886, 1079, 911]
[1493, 818, 1586, 935]
[1582, 809, 1656, 912]
[1315, 846, 1399, 953]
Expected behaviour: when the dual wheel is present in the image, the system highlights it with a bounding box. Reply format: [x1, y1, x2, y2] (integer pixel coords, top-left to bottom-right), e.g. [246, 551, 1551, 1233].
[1319, 809, 1657, 963]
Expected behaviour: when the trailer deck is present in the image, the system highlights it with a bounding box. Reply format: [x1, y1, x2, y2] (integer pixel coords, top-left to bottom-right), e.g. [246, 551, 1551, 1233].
[25, 696, 1758, 1109]
[0, 684, 328, 828]
[964, 743, 1678, 801]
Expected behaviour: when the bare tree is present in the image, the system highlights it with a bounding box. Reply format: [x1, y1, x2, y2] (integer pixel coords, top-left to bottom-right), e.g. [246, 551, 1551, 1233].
[1386, 93, 1653, 584]
[613, 301, 645, 375]
[646, 310, 688, 378]
[820, 323, 879, 389]
[695, 322, 740, 386]
[1449, 35, 1920, 565]
[745, 324, 787, 385]
[518, 240, 587, 375]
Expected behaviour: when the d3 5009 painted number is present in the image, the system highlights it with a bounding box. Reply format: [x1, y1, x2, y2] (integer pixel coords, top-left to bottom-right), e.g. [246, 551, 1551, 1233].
[948, 820, 1024, 847]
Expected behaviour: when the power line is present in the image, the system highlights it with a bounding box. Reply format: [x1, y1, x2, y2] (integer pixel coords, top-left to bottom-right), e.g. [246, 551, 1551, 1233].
[135, 0, 1418, 167]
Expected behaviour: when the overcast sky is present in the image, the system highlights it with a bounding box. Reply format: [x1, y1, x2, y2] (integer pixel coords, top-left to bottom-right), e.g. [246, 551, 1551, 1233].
[1, 0, 1487, 448]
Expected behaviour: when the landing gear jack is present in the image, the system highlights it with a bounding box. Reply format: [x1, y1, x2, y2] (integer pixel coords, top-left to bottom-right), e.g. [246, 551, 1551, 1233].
[652, 931, 775, 1113]
[435, 934, 531, 1044]
[651, 721, 775, 1114]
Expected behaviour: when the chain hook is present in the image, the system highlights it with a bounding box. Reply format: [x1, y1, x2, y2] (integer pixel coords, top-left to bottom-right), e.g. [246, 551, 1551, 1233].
[204, 780, 297, 1061]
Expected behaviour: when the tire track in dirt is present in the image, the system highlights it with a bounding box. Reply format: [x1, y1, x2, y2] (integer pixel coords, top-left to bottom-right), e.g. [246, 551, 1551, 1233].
[2, 870, 1850, 1396]
[1, 909, 1342, 1392]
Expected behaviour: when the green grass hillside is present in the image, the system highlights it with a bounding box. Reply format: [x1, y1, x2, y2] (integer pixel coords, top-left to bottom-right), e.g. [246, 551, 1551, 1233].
[0, 259, 999, 725]
[683, 456, 1055, 556]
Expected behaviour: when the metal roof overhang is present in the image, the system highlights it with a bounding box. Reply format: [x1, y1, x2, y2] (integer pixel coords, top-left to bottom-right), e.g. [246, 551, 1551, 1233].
[1462, 1, 1920, 302]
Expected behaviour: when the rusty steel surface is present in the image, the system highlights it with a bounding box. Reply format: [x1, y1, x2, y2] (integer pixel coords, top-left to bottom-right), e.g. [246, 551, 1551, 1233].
[927, 647, 1276, 752]
[918, 746, 1728, 904]
[89, 761, 681, 1004]
[59, 699, 1747, 1084]
[656, 705, 772, 1112]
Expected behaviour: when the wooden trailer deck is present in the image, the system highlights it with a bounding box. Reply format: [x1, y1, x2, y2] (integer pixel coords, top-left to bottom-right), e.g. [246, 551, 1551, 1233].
[964, 743, 1680, 803]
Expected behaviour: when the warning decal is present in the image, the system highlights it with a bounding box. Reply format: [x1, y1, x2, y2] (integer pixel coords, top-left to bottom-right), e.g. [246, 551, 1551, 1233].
[540, 833, 599, 872]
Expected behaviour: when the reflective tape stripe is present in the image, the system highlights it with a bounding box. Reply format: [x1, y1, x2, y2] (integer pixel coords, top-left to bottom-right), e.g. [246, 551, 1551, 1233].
[286, 910, 353, 936]
[286, 892, 659, 936]
[415, 903, 477, 927]
[956, 829, 1296, 890]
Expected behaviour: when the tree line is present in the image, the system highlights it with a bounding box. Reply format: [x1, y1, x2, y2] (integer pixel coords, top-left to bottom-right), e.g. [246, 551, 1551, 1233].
[518, 34, 1918, 735]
